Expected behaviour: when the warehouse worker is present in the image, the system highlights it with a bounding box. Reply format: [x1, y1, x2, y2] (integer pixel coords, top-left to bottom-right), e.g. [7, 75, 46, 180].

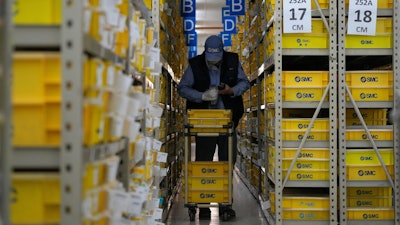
[178, 35, 250, 216]
[178, 34, 250, 162]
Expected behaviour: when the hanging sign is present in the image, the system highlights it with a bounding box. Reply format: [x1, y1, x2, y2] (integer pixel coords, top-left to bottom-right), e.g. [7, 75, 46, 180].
[347, 0, 377, 35]
[283, 0, 311, 33]
[220, 32, 232, 46]
[189, 46, 197, 58]
[223, 16, 237, 34]
[230, 0, 245, 16]
[185, 32, 197, 46]
[183, 17, 196, 34]
[222, 6, 230, 19]
[189, 51, 197, 58]
[180, 0, 196, 17]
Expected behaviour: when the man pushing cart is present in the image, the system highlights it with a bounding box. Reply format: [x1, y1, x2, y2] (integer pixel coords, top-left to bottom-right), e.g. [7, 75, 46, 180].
[177, 34, 250, 221]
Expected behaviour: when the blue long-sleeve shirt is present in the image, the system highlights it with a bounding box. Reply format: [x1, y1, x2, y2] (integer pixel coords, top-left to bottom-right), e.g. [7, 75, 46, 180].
[178, 61, 250, 109]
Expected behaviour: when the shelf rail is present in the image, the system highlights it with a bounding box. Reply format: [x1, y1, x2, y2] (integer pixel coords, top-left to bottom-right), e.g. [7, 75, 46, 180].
[0, 0, 13, 224]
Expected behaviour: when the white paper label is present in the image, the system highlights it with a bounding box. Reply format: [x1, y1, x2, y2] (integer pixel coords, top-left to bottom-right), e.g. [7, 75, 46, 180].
[136, 185, 150, 203]
[150, 104, 163, 117]
[153, 139, 163, 151]
[155, 223, 165, 225]
[109, 190, 130, 218]
[152, 117, 161, 129]
[82, 197, 91, 217]
[133, 137, 146, 164]
[156, 152, 168, 163]
[347, 0, 377, 35]
[146, 198, 159, 211]
[149, 47, 161, 63]
[160, 168, 167, 177]
[146, 137, 153, 150]
[84, 10, 92, 34]
[92, 193, 99, 215]
[118, 15, 127, 32]
[153, 208, 163, 220]
[152, 165, 160, 177]
[147, 215, 155, 225]
[153, 198, 160, 209]
[145, 199, 156, 211]
[146, 116, 153, 129]
[107, 65, 115, 86]
[108, 7, 120, 27]
[128, 194, 143, 217]
[131, 22, 139, 44]
[264, 200, 271, 209]
[283, 0, 311, 33]
[96, 63, 104, 87]
[111, 116, 124, 137]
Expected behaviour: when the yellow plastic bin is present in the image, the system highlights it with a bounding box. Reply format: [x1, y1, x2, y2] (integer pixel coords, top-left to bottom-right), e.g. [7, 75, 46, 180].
[13, 0, 62, 25]
[12, 53, 61, 146]
[11, 173, 60, 224]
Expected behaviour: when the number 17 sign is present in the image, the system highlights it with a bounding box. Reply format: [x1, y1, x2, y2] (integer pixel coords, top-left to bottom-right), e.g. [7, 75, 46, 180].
[347, 0, 377, 35]
[283, 0, 311, 33]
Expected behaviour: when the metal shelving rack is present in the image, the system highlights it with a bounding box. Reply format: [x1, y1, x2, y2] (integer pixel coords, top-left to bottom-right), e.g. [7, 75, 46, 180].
[338, 0, 400, 224]
[261, 0, 338, 223]
[395, 2, 400, 223]
[0, 0, 12, 224]
[12, 18, 62, 171]
[159, 57, 183, 221]
[61, 1, 131, 224]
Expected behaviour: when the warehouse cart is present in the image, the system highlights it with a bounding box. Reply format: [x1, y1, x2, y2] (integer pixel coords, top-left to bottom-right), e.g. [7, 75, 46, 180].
[183, 109, 236, 221]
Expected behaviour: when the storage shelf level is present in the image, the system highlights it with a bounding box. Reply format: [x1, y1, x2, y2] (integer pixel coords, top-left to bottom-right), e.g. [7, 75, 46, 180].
[15, 26, 60, 48]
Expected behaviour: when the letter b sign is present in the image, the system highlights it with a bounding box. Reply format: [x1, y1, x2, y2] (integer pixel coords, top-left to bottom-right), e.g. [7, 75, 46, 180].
[230, 0, 245, 15]
[181, 0, 196, 17]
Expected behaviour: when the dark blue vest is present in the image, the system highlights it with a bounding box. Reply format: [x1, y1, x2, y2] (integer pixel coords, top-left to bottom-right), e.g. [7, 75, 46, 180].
[186, 51, 244, 127]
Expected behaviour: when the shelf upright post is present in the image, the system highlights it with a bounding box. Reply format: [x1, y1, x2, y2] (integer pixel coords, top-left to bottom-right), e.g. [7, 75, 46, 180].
[262, 0, 270, 201]
[328, 0, 337, 223]
[393, 0, 400, 223]
[274, 0, 283, 223]
[117, 138, 130, 191]
[61, 1, 84, 225]
[338, 0, 347, 221]
[152, 0, 161, 104]
[127, 2, 133, 76]
[152, 0, 160, 46]
[0, 0, 12, 224]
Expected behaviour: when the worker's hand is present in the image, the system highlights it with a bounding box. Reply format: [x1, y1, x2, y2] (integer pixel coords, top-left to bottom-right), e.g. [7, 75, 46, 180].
[202, 88, 218, 101]
[218, 83, 234, 95]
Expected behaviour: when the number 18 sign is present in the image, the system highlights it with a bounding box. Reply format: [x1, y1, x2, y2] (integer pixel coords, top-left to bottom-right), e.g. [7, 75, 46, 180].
[283, 0, 311, 33]
[347, 0, 377, 36]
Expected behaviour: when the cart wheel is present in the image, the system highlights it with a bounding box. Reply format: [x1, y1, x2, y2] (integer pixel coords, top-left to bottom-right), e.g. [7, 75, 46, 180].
[222, 211, 229, 221]
[189, 209, 195, 221]
[228, 208, 236, 217]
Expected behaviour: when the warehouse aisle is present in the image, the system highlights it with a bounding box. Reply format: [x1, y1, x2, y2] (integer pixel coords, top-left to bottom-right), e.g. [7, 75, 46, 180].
[165, 144, 269, 225]
[165, 172, 269, 225]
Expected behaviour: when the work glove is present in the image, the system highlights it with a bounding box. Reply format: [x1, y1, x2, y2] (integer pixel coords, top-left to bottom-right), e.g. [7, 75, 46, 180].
[201, 88, 218, 102]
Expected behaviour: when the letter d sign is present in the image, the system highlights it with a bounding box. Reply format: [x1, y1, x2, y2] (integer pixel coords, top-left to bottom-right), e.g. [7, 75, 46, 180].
[223, 16, 236, 34]
[183, 17, 195, 34]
